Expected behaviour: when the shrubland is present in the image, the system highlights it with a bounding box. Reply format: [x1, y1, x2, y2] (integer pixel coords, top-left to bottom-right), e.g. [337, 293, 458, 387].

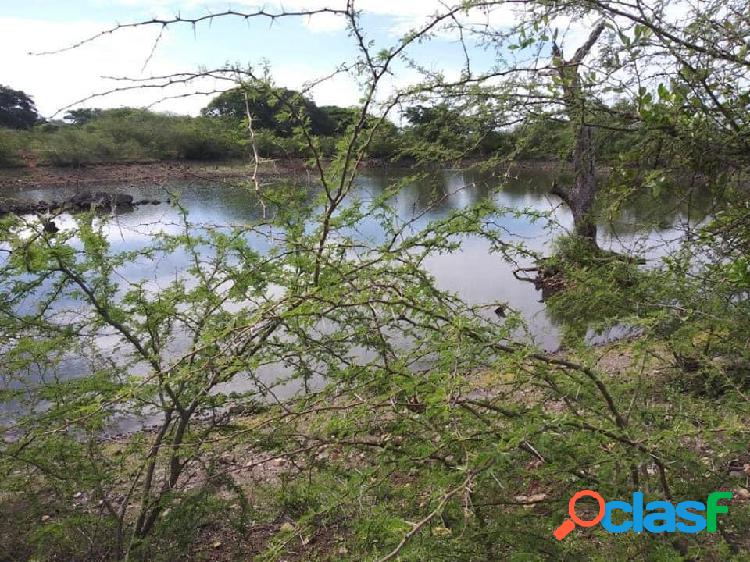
[1, 0, 749, 560]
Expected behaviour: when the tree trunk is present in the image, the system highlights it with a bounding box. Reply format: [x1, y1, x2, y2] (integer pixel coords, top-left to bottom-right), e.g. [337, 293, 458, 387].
[569, 123, 598, 242]
[551, 22, 606, 248]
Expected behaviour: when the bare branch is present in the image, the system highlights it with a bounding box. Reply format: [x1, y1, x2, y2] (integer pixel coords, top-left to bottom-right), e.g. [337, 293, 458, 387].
[30, 8, 351, 56]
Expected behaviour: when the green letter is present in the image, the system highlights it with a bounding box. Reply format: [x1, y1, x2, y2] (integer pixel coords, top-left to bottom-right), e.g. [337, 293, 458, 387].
[706, 492, 732, 532]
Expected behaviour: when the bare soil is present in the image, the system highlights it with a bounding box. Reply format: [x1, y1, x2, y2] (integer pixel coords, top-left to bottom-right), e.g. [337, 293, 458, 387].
[0, 159, 310, 190]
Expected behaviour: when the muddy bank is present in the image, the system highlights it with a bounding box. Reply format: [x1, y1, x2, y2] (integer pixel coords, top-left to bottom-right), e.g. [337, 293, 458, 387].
[0, 159, 309, 190]
[0, 158, 573, 192]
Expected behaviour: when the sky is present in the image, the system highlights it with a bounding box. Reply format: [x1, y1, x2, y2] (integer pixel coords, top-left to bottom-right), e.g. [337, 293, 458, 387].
[0, 1, 584, 118]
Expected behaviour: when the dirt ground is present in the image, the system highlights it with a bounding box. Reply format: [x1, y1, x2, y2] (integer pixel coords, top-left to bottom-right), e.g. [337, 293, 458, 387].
[0, 159, 311, 190]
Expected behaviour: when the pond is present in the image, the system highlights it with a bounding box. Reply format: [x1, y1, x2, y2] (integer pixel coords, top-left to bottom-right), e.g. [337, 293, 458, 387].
[0, 165, 713, 427]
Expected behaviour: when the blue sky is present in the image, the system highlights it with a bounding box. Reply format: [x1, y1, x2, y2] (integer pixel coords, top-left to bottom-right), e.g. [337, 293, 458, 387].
[0, 1, 579, 117]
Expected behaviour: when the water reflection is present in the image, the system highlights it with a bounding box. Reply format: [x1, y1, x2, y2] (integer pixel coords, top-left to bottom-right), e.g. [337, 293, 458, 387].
[0, 166, 713, 422]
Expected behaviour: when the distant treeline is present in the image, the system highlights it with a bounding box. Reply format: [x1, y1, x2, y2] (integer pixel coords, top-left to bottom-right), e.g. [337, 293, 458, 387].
[0, 83, 643, 168]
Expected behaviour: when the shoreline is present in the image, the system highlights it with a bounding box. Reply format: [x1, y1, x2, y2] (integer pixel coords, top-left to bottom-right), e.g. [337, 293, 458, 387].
[0, 158, 568, 191]
[0, 159, 309, 190]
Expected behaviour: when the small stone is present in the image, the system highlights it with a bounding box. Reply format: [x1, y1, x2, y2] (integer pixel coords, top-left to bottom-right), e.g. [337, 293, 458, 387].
[212, 541, 222, 549]
[280, 522, 295, 533]
[41, 515, 50, 522]
[736, 488, 750, 500]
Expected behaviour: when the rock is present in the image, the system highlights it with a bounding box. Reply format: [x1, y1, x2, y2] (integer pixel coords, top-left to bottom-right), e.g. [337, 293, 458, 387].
[0, 201, 24, 215]
[736, 488, 750, 500]
[0, 191, 141, 216]
[280, 522, 295, 533]
[66, 191, 134, 210]
[212, 541, 222, 549]
[42, 219, 59, 234]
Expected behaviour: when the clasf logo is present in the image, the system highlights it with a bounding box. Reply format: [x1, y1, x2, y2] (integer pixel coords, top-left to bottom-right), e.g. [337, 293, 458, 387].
[553, 489, 733, 540]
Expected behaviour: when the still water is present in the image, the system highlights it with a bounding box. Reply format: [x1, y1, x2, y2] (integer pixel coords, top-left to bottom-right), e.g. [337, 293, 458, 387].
[2, 166, 712, 350]
[0, 166, 712, 424]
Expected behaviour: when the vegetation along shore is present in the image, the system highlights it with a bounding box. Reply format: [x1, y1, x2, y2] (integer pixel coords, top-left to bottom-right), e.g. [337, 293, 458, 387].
[1, 1, 749, 561]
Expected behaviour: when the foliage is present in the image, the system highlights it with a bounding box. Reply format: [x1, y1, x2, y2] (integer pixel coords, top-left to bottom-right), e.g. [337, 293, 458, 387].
[0, 102, 403, 167]
[0, 127, 23, 166]
[20, 108, 245, 165]
[401, 102, 514, 163]
[0, 85, 40, 130]
[63, 108, 105, 125]
[512, 117, 573, 161]
[5, 174, 749, 560]
[318, 105, 360, 135]
[201, 84, 338, 137]
[1, 1, 750, 561]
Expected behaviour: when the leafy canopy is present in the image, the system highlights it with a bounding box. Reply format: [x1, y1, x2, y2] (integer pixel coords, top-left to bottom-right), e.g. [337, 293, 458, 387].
[0, 85, 40, 130]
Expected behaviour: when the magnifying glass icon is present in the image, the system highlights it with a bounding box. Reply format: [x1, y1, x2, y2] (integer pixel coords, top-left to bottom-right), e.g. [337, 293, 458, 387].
[553, 490, 605, 540]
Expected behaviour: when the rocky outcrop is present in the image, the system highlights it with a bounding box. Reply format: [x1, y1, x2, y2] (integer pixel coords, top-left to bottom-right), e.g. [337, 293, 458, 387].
[66, 191, 134, 210]
[0, 191, 160, 216]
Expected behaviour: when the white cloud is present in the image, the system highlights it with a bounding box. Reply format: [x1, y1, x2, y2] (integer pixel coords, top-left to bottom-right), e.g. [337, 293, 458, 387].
[269, 62, 361, 106]
[103, 0, 494, 35]
[1, 1, 613, 119]
[301, 11, 347, 33]
[109, 0, 427, 17]
[0, 14, 372, 117]
[0, 17, 215, 116]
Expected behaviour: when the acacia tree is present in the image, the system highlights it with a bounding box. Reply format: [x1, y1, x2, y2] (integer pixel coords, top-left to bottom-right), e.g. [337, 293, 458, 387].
[1, 2, 749, 561]
[548, 22, 607, 243]
[201, 84, 338, 136]
[407, 0, 749, 246]
[0, 85, 40, 129]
